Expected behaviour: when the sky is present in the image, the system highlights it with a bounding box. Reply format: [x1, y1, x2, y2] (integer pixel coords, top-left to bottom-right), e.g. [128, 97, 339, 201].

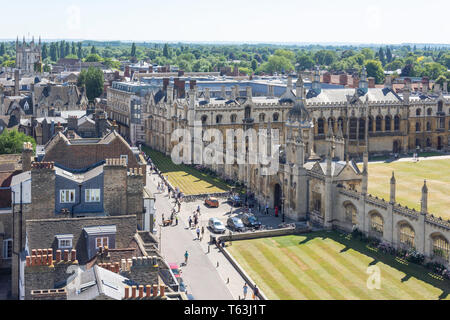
[2, 0, 449, 44]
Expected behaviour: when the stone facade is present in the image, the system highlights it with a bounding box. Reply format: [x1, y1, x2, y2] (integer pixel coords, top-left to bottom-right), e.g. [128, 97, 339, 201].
[16, 37, 41, 73]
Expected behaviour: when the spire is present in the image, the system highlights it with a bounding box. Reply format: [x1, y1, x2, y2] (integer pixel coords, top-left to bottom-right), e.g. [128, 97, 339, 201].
[326, 120, 334, 137]
[421, 180, 428, 214]
[311, 66, 321, 91]
[336, 122, 344, 139]
[390, 171, 396, 203]
[326, 148, 332, 177]
[287, 76, 293, 91]
[23, 36, 25, 44]
[296, 75, 304, 98]
[39, 35, 41, 45]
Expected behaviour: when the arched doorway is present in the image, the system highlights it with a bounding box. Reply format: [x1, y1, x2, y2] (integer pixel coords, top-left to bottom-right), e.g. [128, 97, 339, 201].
[437, 136, 443, 150]
[274, 183, 282, 209]
[393, 140, 401, 154]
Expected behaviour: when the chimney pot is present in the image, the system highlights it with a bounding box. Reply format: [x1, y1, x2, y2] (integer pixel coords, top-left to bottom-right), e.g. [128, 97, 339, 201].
[152, 284, 158, 297]
[36, 255, 42, 266]
[37, 249, 43, 257]
[31, 255, 37, 266]
[146, 285, 151, 298]
[26, 256, 31, 267]
[124, 286, 130, 299]
[115, 262, 120, 273]
[139, 285, 144, 298]
[42, 254, 48, 265]
[48, 254, 53, 266]
[70, 249, 76, 261]
[159, 285, 165, 297]
[63, 250, 69, 262]
[42, 249, 47, 256]
[56, 250, 61, 263]
[131, 286, 137, 299]
[31, 249, 37, 256]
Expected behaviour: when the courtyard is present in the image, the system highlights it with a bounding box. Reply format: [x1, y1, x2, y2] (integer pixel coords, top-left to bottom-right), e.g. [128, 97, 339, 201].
[142, 146, 233, 196]
[361, 157, 450, 220]
[227, 231, 450, 300]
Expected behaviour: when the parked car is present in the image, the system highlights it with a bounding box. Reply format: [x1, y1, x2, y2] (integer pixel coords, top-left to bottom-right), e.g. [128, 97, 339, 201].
[241, 213, 262, 229]
[205, 197, 219, 208]
[228, 195, 243, 207]
[208, 217, 226, 234]
[169, 263, 182, 281]
[227, 217, 245, 232]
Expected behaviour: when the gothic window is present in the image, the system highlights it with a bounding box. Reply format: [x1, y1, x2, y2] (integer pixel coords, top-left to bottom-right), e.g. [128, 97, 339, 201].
[432, 234, 450, 260]
[337, 117, 344, 130]
[230, 114, 237, 123]
[394, 115, 400, 131]
[245, 106, 251, 119]
[370, 213, 384, 236]
[358, 118, 365, 140]
[216, 114, 223, 124]
[426, 138, 431, 147]
[385, 116, 391, 131]
[415, 139, 420, 148]
[259, 113, 266, 122]
[349, 117, 357, 140]
[344, 202, 357, 225]
[399, 223, 415, 249]
[426, 122, 431, 131]
[416, 109, 421, 116]
[427, 108, 432, 116]
[438, 101, 443, 112]
[415, 122, 421, 132]
[201, 115, 208, 125]
[368, 116, 374, 132]
[273, 113, 279, 122]
[376, 116, 382, 132]
[317, 118, 325, 134]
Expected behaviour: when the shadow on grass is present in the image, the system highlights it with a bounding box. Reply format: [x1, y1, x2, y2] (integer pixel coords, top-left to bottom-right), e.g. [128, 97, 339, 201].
[300, 230, 450, 299]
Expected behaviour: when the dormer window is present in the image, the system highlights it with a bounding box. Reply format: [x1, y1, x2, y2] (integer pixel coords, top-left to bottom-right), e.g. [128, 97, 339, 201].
[56, 234, 73, 249]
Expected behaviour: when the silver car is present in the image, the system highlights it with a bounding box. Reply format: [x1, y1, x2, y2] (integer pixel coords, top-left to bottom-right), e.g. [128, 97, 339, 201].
[208, 217, 226, 234]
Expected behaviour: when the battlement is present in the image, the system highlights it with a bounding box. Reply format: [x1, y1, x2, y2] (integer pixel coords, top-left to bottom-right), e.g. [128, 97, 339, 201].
[31, 161, 54, 170]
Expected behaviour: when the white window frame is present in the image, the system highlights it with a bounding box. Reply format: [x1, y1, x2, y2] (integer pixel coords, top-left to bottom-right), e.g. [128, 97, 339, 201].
[58, 238, 72, 249]
[85, 189, 100, 203]
[95, 237, 109, 249]
[3, 239, 12, 259]
[60, 189, 76, 203]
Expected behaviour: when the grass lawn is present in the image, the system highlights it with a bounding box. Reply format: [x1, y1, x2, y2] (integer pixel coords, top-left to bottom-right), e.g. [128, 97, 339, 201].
[227, 231, 450, 300]
[142, 146, 232, 196]
[359, 158, 450, 220]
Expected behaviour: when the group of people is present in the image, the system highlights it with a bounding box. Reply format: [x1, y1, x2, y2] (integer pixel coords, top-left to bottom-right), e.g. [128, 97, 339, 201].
[242, 283, 259, 300]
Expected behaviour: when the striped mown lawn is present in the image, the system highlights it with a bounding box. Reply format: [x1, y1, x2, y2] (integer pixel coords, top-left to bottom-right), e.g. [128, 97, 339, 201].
[143, 146, 232, 196]
[359, 158, 450, 220]
[227, 231, 450, 300]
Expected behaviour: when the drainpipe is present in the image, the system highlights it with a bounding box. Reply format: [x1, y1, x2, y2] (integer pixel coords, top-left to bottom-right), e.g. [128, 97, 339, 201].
[71, 184, 83, 218]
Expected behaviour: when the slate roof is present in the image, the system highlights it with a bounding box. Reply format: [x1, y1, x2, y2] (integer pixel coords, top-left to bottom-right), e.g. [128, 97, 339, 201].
[55, 164, 104, 183]
[303, 88, 402, 104]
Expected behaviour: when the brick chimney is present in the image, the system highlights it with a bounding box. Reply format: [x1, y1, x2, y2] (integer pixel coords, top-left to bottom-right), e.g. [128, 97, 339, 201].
[124, 66, 130, 78]
[22, 142, 33, 172]
[339, 74, 348, 86]
[163, 78, 169, 91]
[67, 115, 78, 131]
[323, 72, 331, 84]
[422, 77, 429, 93]
[368, 77, 375, 88]
[55, 122, 63, 134]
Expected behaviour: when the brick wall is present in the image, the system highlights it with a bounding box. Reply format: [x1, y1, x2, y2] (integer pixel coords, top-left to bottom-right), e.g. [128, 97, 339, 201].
[103, 162, 128, 216]
[30, 163, 55, 220]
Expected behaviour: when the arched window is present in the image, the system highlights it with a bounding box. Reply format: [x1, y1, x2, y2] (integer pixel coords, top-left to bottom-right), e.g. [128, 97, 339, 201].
[349, 117, 357, 140]
[438, 101, 443, 113]
[368, 116, 374, 132]
[317, 118, 325, 134]
[415, 122, 421, 132]
[432, 234, 449, 260]
[358, 118, 365, 140]
[415, 138, 420, 148]
[427, 108, 432, 116]
[273, 113, 279, 122]
[344, 202, 357, 225]
[426, 138, 431, 147]
[376, 116, 382, 132]
[399, 223, 415, 249]
[230, 114, 237, 123]
[385, 115, 391, 131]
[259, 113, 265, 122]
[394, 115, 400, 131]
[370, 212, 384, 237]
[337, 117, 344, 130]
[416, 109, 421, 116]
[201, 115, 208, 125]
[216, 114, 223, 124]
[244, 106, 251, 119]
[426, 121, 431, 131]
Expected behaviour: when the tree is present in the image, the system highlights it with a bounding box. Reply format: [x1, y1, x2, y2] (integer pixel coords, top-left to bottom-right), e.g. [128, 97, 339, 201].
[361, 48, 375, 60]
[71, 42, 76, 56]
[84, 53, 102, 62]
[386, 47, 393, 63]
[41, 43, 48, 60]
[91, 45, 97, 54]
[296, 55, 314, 71]
[251, 59, 258, 71]
[77, 42, 83, 59]
[365, 60, 385, 84]
[163, 43, 169, 58]
[131, 42, 136, 58]
[65, 42, 70, 57]
[378, 47, 386, 66]
[0, 43, 5, 56]
[435, 75, 449, 92]
[77, 67, 104, 101]
[0, 129, 36, 155]
[259, 55, 294, 74]
[50, 43, 58, 61]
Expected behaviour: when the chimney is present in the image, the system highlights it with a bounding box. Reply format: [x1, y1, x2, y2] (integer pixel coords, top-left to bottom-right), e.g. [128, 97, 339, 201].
[48, 107, 55, 117]
[339, 74, 348, 86]
[384, 75, 392, 89]
[56, 250, 61, 263]
[434, 83, 441, 93]
[246, 86, 252, 101]
[152, 284, 158, 297]
[26, 256, 31, 267]
[159, 285, 165, 297]
[323, 72, 331, 84]
[178, 70, 185, 77]
[131, 286, 137, 299]
[22, 142, 33, 172]
[148, 65, 153, 73]
[63, 250, 69, 262]
[422, 77, 429, 93]
[443, 82, 448, 94]
[205, 88, 210, 102]
[138, 285, 144, 298]
[55, 121, 64, 134]
[368, 77, 375, 88]
[146, 285, 151, 298]
[352, 75, 359, 88]
[70, 249, 76, 262]
[124, 66, 130, 78]
[111, 120, 118, 132]
[124, 286, 130, 299]
[67, 116, 78, 131]
[163, 78, 169, 91]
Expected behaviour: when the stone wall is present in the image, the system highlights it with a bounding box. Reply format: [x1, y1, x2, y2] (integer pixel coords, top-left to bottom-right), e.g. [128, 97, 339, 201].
[103, 160, 128, 216]
[120, 256, 160, 286]
[30, 162, 55, 220]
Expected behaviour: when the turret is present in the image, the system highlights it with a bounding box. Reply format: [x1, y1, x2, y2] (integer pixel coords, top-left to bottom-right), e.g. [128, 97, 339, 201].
[296, 75, 304, 98]
[420, 180, 428, 214]
[246, 86, 252, 101]
[361, 150, 368, 194]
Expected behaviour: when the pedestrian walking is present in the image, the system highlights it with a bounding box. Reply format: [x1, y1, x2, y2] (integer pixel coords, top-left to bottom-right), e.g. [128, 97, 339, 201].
[188, 216, 192, 228]
[265, 204, 269, 215]
[243, 283, 248, 300]
[201, 226, 205, 240]
[194, 215, 198, 227]
[175, 215, 178, 226]
[178, 201, 181, 212]
[162, 213, 165, 223]
[253, 285, 259, 300]
[184, 250, 189, 265]
[275, 206, 279, 217]
[196, 227, 200, 240]
[197, 205, 200, 214]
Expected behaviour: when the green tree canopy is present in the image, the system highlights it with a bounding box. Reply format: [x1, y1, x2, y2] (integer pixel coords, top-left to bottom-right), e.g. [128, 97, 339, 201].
[259, 55, 294, 74]
[84, 53, 102, 62]
[0, 129, 36, 155]
[365, 60, 385, 84]
[77, 67, 104, 101]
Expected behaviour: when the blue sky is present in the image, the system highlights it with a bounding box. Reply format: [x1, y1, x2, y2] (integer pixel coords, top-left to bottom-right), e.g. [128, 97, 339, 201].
[3, 0, 449, 44]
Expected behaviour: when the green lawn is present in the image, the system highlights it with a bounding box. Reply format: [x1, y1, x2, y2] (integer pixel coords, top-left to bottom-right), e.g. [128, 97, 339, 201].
[360, 158, 450, 220]
[142, 146, 232, 196]
[227, 232, 450, 300]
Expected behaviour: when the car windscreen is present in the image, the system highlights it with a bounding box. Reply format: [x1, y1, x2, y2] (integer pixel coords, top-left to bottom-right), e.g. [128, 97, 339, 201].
[214, 221, 222, 225]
